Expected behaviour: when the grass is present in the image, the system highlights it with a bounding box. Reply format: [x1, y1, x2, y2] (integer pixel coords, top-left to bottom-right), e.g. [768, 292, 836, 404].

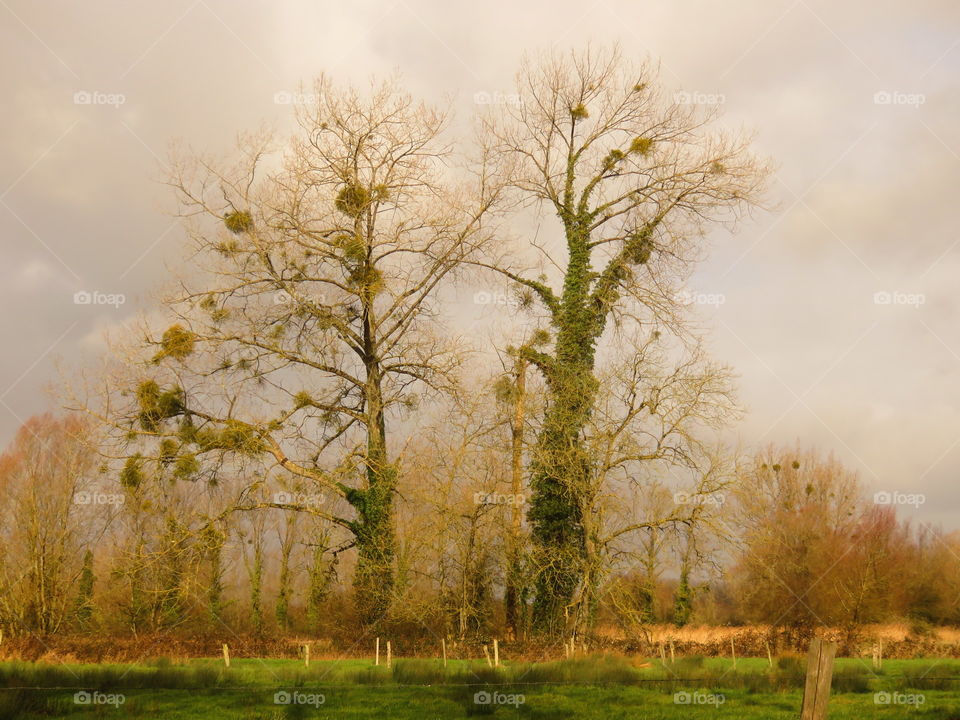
[0, 655, 958, 718]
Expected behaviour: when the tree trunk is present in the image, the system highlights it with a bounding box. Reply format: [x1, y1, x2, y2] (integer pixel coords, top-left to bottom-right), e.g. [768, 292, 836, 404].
[529, 222, 602, 633]
[348, 356, 397, 626]
[505, 357, 526, 640]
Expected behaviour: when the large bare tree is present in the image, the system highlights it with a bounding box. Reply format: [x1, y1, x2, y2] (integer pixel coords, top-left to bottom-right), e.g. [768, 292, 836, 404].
[94, 76, 500, 625]
[478, 45, 769, 630]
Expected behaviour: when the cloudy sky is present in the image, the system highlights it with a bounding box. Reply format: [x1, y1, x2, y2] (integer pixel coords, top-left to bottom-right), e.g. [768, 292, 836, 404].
[1, 1, 959, 525]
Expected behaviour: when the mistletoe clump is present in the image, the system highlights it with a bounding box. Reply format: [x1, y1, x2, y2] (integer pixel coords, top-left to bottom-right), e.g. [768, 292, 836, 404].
[224, 210, 253, 234]
[335, 183, 371, 218]
[136, 381, 185, 431]
[120, 454, 144, 489]
[153, 324, 197, 363]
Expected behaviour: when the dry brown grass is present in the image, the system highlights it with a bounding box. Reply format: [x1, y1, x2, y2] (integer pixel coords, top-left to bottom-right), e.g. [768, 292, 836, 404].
[2, 623, 960, 663]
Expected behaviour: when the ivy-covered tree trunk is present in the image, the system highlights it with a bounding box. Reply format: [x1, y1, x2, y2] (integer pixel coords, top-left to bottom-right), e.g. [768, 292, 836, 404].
[203, 525, 225, 626]
[275, 536, 293, 632]
[528, 218, 604, 633]
[349, 481, 395, 626]
[307, 537, 334, 634]
[673, 567, 693, 627]
[74, 549, 95, 629]
[347, 347, 397, 626]
[247, 536, 264, 636]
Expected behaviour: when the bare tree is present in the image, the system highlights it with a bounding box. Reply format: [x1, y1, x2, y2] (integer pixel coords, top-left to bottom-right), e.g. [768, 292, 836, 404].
[0, 414, 106, 634]
[477, 44, 769, 630]
[83, 75, 501, 625]
[494, 353, 529, 640]
[731, 447, 864, 638]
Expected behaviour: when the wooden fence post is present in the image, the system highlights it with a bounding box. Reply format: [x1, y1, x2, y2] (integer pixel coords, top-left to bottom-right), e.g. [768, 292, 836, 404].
[800, 638, 837, 720]
[730, 637, 737, 670]
[659, 642, 667, 666]
[386, 641, 392, 668]
[767, 641, 774, 669]
[222, 643, 230, 668]
[483, 645, 492, 667]
[375, 637, 380, 666]
[304, 643, 310, 668]
[442, 638, 447, 668]
[493, 639, 500, 668]
[669, 640, 675, 665]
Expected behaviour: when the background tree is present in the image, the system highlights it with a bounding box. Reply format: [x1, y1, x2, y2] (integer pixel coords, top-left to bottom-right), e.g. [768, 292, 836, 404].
[731, 447, 864, 639]
[0, 414, 106, 634]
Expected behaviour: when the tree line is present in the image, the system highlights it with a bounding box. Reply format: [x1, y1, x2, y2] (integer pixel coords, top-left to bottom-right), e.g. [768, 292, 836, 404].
[1, 45, 954, 644]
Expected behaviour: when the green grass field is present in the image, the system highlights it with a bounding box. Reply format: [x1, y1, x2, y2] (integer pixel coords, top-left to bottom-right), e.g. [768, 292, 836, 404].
[1, 656, 958, 719]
